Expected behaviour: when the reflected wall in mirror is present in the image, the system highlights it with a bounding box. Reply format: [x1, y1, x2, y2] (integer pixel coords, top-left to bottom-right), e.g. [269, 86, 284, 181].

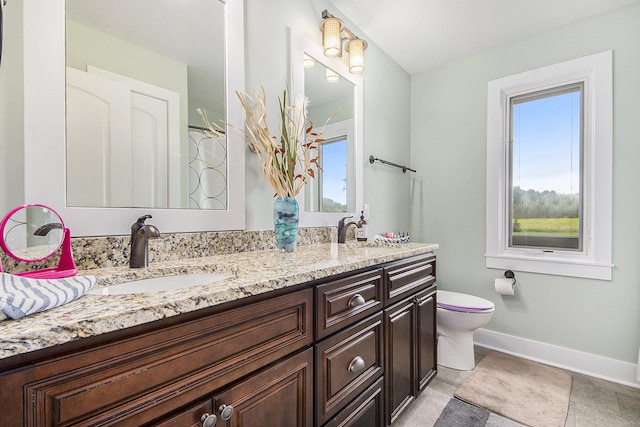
[65, 0, 226, 210]
[23, 0, 245, 236]
[304, 60, 355, 213]
[291, 30, 363, 227]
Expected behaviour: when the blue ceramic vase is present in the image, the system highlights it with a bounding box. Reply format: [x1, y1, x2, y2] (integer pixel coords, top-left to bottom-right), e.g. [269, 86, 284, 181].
[273, 197, 299, 252]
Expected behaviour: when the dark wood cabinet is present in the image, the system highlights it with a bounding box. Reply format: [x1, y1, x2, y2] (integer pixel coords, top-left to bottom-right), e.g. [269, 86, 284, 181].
[154, 399, 213, 427]
[212, 348, 313, 427]
[416, 288, 437, 393]
[315, 314, 384, 425]
[323, 378, 384, 427]
[316, 268, 383, 339]
[0, 252, 437, 427]
[0, 288, 313, 427]
[385, 297, 417, 425]
[384, 285, 437, 425]
[384, 253, 436, 307]
[318, 253, 437, 427]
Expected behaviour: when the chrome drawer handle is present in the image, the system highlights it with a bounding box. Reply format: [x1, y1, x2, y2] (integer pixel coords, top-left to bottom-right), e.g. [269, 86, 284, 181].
[201, 413, 218, 427]
[219, 404, 234, 421]
[348, 356, 365, 373]
[348, 294, 366, 307]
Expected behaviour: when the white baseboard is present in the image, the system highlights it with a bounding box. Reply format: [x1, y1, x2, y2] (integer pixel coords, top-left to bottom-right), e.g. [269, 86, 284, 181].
[474, 329, 640, 389]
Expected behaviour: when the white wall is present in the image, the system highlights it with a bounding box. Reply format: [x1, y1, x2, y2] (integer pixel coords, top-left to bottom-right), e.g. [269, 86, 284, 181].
[410, 3, 640, 367]
[0, 0, 24, 216]
[244, 0, 412, 233]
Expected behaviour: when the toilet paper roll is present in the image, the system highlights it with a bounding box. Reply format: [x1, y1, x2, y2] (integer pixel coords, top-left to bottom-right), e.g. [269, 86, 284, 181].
[494, 278, 515, 295]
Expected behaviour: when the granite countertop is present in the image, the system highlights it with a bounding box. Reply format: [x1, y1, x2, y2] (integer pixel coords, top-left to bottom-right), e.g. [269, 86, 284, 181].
[0, 242, 438, 361]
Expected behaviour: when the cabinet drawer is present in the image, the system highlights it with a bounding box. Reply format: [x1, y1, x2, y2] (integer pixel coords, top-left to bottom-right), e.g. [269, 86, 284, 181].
[384, 253, 435, 306]
[153, 398, 213, 427]
[23, 288, 313, 427]
[323, 377, 384, 427]
[316, 313, 384, 425]
[316, 268, 383, 339]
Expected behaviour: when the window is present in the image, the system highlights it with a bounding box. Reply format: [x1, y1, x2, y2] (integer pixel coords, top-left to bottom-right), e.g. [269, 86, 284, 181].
[317, 137, 348, 212]
[486, 51, 613, 280]
[304, 119, 354, 214]
[509, 83, 583, 251]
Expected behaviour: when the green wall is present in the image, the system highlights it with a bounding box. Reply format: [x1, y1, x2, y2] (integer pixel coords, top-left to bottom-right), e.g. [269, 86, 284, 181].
[308, 96, 354, 125]
[244, 0, 412, 233]
[410, 3, 640, 364]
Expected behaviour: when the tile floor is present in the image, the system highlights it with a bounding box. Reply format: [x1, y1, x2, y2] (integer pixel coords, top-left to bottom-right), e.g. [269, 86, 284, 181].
[395, 347, 640, 427]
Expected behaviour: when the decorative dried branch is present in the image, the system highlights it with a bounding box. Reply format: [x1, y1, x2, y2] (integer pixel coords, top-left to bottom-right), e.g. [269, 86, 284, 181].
[201, 85, 333, 198]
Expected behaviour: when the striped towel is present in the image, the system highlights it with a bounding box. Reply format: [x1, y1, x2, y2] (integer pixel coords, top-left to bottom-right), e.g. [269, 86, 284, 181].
[0, 273, 97, 320]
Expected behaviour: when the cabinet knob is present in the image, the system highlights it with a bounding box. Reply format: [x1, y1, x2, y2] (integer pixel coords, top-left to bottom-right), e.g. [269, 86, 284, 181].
[201, 413, 218, 427]
[219, 404, 234, 421]
[348, 356, 365, 373]
[348, 293, 366, 307]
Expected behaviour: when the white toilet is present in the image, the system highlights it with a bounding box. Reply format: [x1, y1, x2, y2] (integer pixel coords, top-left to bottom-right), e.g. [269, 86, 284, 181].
[436, 290, 495, 371]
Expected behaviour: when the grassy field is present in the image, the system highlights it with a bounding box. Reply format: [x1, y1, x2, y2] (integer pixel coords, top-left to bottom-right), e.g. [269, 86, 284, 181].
[512, 218, 579, 236]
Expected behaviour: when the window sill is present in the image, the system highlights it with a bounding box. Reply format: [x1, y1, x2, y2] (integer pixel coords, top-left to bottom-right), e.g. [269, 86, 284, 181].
[486, 253, 613, 280]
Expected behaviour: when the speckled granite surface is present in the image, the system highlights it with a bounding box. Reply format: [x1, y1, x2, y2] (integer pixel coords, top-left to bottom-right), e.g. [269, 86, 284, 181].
[0, 227, 335, 272]
[0, 241, 437, 361]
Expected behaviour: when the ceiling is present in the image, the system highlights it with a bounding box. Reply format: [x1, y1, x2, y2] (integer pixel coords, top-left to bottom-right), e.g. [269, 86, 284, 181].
[328, 0, 640, 74]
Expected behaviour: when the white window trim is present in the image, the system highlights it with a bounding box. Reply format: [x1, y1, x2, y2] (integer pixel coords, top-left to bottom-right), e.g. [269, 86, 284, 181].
[485, 51, 613, 280]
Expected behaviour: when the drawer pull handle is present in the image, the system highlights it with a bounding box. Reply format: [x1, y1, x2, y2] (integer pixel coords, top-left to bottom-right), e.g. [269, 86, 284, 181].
[201, 413, 218, 427]
[348, 356, 365, 373]
[348, 294, 366, 307]
[219, 404, 234, 421]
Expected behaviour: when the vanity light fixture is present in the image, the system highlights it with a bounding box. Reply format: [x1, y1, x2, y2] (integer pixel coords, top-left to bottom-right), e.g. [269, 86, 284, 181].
[346, 38, 367, 74]
[320, 15, 343, 57]
[303, 54, 316, 68]
[325, 67, 340, 83]
[320, 10, 368, 74]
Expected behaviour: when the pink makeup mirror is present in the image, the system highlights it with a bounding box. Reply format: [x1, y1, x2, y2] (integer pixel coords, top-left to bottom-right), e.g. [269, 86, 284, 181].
[0, 204, 77, 278]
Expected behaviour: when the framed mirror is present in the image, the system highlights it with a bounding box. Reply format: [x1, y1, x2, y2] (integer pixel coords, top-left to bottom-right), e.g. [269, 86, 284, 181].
[22, 0, 245, 236]
[65, 0, 226, 210]
[290, 30, 363, 227]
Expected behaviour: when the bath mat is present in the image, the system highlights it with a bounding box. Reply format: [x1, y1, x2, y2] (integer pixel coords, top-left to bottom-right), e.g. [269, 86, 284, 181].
[434, 397, 490, 426]
[454, 351, 572, 427]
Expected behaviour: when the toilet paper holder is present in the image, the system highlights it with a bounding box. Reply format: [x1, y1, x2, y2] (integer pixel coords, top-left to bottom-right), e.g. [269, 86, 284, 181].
[504, 270, 516, 286]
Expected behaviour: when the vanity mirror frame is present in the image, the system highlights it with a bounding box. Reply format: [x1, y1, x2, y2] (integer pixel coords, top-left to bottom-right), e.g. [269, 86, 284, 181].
[290, 30, 364, 227]
[22, 0, 245, 236]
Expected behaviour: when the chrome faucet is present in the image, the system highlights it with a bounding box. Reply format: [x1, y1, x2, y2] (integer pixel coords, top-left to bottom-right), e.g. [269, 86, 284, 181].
[129, 215, 161, 268]
[337, 216, 362, 244]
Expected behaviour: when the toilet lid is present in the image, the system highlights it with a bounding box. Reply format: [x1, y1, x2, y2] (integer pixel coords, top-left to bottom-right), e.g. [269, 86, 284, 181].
[437, 290, 494, 312]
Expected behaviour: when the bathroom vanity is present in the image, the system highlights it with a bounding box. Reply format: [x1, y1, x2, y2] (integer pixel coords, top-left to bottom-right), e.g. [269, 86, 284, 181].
[0, 243, 437, 426]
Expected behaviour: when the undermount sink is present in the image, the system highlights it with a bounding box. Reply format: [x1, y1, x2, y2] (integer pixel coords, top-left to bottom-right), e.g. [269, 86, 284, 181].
[88, 273, 233, 295]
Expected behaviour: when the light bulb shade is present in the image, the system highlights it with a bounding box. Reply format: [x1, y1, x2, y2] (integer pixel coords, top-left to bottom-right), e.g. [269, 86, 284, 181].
[321, 17, 343, 57]
[346, 38, 367, 74]
[303, 54, 316, 68]
[325, 67, 340, 83]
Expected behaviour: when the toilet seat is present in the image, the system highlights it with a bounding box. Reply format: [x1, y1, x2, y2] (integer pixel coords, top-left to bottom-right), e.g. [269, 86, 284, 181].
[437, 290, 494, 313]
